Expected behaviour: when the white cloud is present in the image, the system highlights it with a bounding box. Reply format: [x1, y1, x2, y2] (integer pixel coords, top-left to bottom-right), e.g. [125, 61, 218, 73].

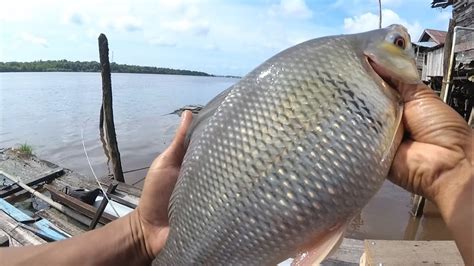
[19, 32, 48, 47]
[343, 9, 423, 39]
[162, 19, 210, 36]
[204, 42, 219, 51]
[331, 0, 369, 11]
[148, 37, 177, 47]
[64, 12, 86, 25]
[155, 0, 202, 12]
[270, 0, 313, 19]
[156, 1, 210, 36]
[67, 34, 79, 42]
[379, 0, 403, 7]
[86, 28, 100, 39]
[101, 16, 143, 32]
[0, 0, 38, 22]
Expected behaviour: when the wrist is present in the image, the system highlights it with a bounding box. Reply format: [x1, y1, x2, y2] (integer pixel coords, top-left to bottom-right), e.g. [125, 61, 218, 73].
[434, 159, 472, 218]
[433, 159, 473, 265]
[129, 210, 156, 263]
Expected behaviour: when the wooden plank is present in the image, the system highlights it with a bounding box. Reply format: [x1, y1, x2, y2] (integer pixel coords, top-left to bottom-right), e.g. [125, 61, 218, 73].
[34, 219, 70, 240]
[45, 184, 116, 224]
[0, 168, 64, 197]
[0, 198, 34, 223]
[36, 208, 85, 236]
[9, 236, 22, 247]
[0, 170, 93, 226]
[17, 223, 58, 242]
[0, 210, 45, 246]
[107, 193, 137, 209]
[0, 229, 21, 247]
[0, 230, 9, 247]
[361, 240, 463, 265]
[0, 198, 68, 241]
[324, 238, 364, 265]
[279, 238, 364, 265]
[101, 180, 142, 198]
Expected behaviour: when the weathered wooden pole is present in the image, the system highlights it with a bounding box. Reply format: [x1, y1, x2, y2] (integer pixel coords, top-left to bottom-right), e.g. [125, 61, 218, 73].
[98, 34, 125, 182]
[378, 0, 382, 29]
[440, 18, 455, 101]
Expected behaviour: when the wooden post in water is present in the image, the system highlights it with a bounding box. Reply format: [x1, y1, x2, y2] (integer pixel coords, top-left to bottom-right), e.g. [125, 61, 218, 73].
[98, 34, 125, 182]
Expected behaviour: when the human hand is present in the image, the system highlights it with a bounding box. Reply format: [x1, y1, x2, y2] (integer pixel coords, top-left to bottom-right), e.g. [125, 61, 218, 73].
[388, 82, 472, 203]
[131, 111, 192, 260]
[388, 82, 472, 264]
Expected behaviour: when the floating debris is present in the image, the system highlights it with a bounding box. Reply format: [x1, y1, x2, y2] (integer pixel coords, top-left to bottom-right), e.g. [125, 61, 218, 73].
[169, 104, 204, 116]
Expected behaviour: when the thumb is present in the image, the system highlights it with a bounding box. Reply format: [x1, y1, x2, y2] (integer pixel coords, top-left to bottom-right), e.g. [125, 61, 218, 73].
[388, 82, 471, 199]
[161, 110, 193, 165]
[395, 82, 470, 152]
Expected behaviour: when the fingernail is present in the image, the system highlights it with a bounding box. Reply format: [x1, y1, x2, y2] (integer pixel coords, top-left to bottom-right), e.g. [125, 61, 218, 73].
[181, 110, 190, 123]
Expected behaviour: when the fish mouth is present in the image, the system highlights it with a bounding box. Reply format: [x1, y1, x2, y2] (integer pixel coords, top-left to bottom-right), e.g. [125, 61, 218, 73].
[364, 54, 399, 91]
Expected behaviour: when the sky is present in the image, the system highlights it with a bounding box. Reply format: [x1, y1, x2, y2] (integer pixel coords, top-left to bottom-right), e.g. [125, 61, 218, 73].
[0, 0, 452, 76]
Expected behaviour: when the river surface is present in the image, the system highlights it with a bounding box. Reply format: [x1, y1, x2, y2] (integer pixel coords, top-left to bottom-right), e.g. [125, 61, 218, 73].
[0, 72, 451, 241]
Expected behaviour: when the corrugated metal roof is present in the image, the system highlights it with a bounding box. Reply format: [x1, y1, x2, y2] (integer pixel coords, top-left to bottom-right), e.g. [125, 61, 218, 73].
[418, 29, 448, 45]
[413, 41, 438, 48]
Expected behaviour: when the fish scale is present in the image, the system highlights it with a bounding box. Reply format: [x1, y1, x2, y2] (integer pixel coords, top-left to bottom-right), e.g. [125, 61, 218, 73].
[154, 26, 414, 265]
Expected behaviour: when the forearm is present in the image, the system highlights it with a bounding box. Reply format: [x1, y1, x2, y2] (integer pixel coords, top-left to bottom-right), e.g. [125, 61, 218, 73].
[435, 160, 473, 265]
[0, 210, 151, 266]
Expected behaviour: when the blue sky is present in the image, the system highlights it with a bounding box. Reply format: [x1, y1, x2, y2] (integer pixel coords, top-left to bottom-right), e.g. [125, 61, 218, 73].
[0, 0, 451, 76]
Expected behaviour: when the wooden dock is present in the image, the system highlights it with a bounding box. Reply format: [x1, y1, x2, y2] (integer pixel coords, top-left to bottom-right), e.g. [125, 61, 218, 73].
[0, 147, 141, 246]
[361, 240, 464, 265]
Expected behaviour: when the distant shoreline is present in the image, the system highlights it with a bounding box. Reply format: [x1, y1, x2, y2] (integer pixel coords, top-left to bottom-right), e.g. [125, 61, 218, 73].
[0, 60, 240, 77]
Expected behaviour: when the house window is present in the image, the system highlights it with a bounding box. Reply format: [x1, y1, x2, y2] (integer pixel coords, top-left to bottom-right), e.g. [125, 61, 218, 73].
[424, 54, 427, 65]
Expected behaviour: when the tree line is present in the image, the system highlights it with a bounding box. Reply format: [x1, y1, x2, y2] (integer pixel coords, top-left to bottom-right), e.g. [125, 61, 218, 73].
[0, 60, 211, 76]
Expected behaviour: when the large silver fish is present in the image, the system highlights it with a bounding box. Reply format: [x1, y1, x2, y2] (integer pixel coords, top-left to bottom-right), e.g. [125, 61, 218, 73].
[155, 24, 419, 265]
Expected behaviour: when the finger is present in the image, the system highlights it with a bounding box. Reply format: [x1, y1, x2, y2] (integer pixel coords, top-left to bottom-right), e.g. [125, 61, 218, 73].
[159, 111, 193, 164]
[389, 137, 469, 200]
[395, 81, 438, 103]
[399, 83, 470, 151]
[388, 140, 435, 198]
[172, 110, 193, 149]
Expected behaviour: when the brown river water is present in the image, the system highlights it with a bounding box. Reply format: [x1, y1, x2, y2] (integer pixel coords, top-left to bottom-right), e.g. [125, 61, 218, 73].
[0, 72, 452, 241]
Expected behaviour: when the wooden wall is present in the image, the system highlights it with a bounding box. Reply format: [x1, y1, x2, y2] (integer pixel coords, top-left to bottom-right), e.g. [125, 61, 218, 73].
[422, 48, 444, 81]
[453, 0, 474, 63]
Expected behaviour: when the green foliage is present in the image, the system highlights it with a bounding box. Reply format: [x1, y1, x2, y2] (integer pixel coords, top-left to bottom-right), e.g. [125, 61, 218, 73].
[0, 60, 212, 76]
[18, 143, 33, 156]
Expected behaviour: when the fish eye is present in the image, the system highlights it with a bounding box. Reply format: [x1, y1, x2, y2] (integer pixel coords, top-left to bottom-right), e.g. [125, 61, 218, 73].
[393, 36, 405, 49]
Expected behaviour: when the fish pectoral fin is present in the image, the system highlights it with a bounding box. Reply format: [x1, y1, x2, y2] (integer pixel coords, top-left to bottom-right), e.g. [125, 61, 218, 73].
[290, 222, 347, 266]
